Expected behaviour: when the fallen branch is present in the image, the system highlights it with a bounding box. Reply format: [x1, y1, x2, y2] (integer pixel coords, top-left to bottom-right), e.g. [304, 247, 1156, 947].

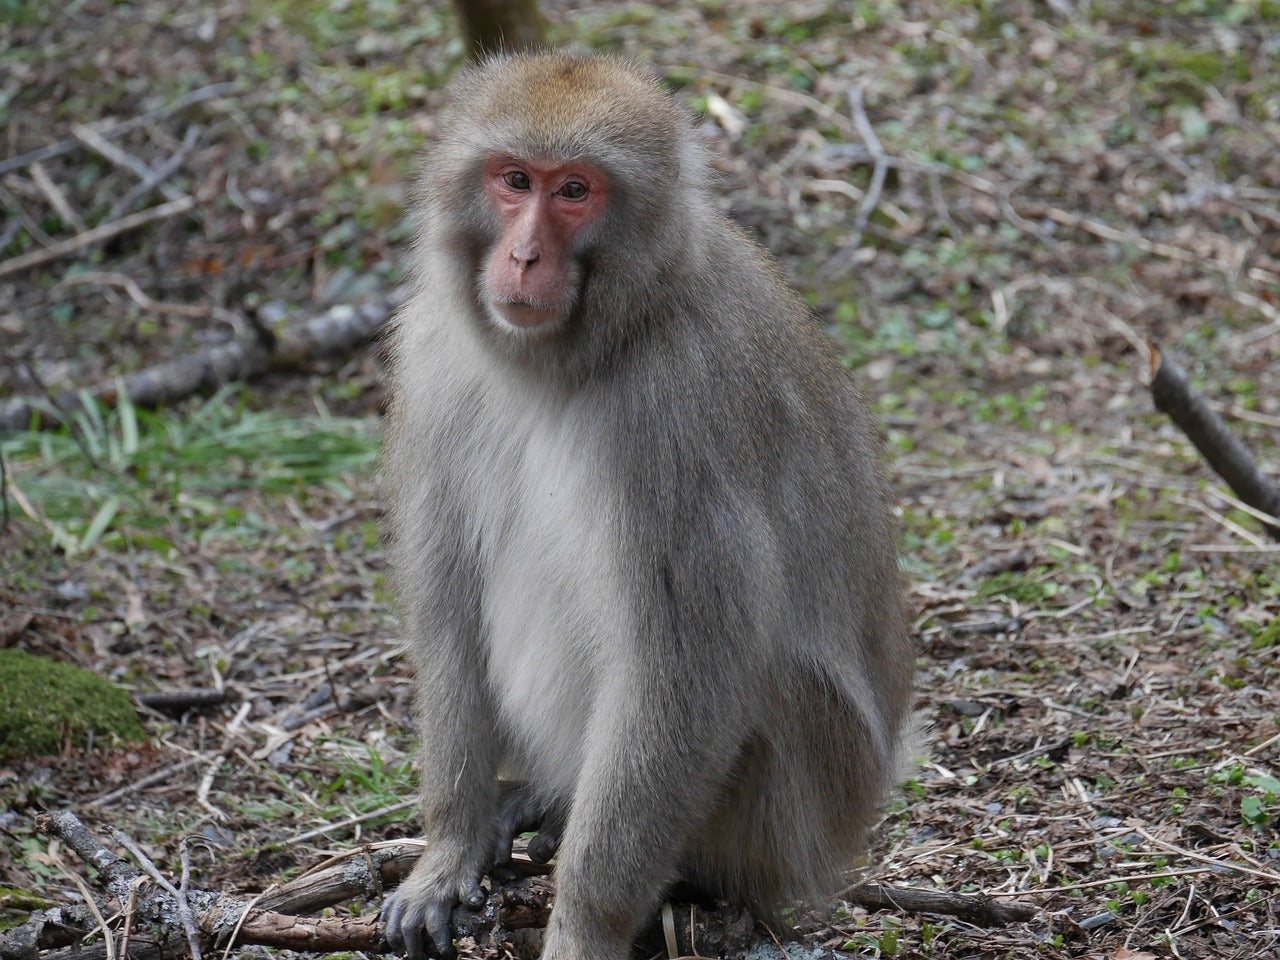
[1150, 345, 1280, 540]
[70, 124, 186, 204]
[2, 810, 1044, 960]
[28, 163, 87, 233]
[842, 882, 1036, 924]
[134, 688, 239, 716]
[0, 291, 403, 432]
[1, 813, 548, 960]
[0, 196, 195, 281]
[845, 85, 889, 252]
[106, 125, 201, 222]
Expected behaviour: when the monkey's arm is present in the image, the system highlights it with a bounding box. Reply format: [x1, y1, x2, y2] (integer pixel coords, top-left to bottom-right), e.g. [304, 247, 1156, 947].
[382, 525, 500, 960]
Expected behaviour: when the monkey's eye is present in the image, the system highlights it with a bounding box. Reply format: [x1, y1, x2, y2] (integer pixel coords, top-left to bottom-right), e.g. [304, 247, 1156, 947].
[558, 181, 588, 200]
[503, 171, 531, 191]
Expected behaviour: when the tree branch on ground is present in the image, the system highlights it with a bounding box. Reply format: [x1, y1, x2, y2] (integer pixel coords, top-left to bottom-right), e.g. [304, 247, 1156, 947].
[0, 811, 1039, 960]
[0, 82, 239, 179]
[0, 196, 195, 282]
[0, 289, 406, 433]
[1150, 345, 1280, 541]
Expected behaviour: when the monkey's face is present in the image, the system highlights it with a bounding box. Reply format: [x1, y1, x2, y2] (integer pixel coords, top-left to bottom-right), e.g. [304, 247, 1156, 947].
[478, 155, 609, 336]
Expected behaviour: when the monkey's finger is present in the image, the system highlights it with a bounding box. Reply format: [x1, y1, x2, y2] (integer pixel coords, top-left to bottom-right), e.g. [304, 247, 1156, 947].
[527, 825, 562, 863]
[402, 923, 430, 960]
[381, 896, 407, 950]
[491, 827, 516, 869]
[527, 807, 565, 863]
[459, 876, 486, 908]
[425, 901, 457, 960]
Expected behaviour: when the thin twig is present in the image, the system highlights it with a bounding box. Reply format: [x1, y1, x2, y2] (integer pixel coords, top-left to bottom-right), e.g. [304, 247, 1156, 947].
[71, 123, 186, 202]
[87, 756, 204, 807]
[690, 68, 857, 140]
[1207, 486, 1280, 534]
[1173, 494, 1267, 547]
[286, 799, 417, 845]
[1135, 827, 1280, 884]
[178, 840, 204, 960]
[106, 125, 201, 222]
[0, 451, 9, 530]
[0, 195, 195, 280]
[29, 162, 88, 231]
[1186, 542, 1280, 554]
[1244, 730, 1280, 757]
[198, 701, 251, 821]
[220, 888, 273, 960]
[0, 182, 54, 246]
[58, 270, 241, 327]
[984, 867, 1212, 897]
[55, 854, 118, 960]
[118, 876, 147, 960]
[111, 829, 203, 960]
[845, 85, 888, 251]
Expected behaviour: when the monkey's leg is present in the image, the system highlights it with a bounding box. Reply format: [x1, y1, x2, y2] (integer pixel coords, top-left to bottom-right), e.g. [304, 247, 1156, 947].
[540, 674, 747, 960]
[491, 782, 566, 869]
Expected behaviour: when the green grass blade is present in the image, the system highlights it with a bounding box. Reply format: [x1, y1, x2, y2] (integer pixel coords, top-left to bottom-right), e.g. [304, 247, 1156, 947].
[79, 495, 121, 552]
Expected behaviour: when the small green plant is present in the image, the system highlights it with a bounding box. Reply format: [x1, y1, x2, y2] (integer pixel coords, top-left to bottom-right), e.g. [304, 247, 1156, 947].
[319, 739, 416, 816]
[1, 388, 379, 556]
[975, 568, 1060, 604]
[1240, 773, 1280, 829]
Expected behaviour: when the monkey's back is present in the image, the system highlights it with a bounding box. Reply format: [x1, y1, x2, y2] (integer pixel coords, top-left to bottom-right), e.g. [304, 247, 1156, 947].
[587, 217, 913, 908]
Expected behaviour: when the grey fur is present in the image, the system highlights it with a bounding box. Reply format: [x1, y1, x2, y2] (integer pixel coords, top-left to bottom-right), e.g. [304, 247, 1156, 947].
[382, 53, 913, 960]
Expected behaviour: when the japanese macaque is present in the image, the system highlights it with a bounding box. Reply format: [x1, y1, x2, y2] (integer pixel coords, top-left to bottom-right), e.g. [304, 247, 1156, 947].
[381, 53, 914, 960]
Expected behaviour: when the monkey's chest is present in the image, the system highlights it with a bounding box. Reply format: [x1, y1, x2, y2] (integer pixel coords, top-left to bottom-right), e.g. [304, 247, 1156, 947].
[469, 415, 632, 796]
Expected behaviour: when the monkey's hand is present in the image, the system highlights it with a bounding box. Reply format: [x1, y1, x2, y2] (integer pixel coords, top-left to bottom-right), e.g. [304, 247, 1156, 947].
[492, 782, 565, 870]
[382, 848, 485, 960]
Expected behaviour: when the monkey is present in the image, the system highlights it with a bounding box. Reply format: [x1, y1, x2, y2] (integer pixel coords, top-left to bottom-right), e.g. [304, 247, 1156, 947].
[380, 53, 914, 960]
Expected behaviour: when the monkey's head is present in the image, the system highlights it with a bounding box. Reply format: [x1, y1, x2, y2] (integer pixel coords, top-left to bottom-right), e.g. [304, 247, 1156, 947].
[418, 54, 710, 364]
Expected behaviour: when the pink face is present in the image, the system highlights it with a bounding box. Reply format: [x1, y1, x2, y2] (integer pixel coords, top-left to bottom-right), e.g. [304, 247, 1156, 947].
[480, 155, 609, 331]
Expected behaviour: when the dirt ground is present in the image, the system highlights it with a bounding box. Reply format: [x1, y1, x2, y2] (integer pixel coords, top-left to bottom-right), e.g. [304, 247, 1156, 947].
[1, 2, 1278, 959]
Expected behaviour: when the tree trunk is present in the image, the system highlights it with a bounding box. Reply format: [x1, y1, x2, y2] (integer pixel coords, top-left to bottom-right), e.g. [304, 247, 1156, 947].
[451, 0, 547, 59]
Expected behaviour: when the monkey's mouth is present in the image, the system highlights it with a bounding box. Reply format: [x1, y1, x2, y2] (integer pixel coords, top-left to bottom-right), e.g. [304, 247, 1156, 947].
[490, 298, 565, 330]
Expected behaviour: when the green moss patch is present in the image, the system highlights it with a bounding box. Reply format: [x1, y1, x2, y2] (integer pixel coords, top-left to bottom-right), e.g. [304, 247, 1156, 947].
[0, 649, 146, 760]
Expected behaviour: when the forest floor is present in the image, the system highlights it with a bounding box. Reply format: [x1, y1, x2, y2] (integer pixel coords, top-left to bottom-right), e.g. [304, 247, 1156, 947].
[2, 2, 1279, 959]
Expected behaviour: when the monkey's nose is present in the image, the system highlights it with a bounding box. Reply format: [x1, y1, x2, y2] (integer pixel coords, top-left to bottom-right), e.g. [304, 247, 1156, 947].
[512, 244, 540, 269]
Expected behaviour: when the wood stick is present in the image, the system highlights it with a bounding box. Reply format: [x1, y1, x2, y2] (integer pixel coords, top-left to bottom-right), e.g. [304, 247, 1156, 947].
[106, 124, 200, 221]
[1150, 346, 1280, 540]
[9, 811, 1044, 960]
[0, 196, 195, 281]
[0, 293, 398, 432]
[843, 882, 1037, 924]
[29, 162, 87, 232]
[71, 123, 185, 202]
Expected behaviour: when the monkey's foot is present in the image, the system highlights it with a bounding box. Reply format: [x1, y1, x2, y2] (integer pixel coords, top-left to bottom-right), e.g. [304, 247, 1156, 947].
[492, 781, 566, 869]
